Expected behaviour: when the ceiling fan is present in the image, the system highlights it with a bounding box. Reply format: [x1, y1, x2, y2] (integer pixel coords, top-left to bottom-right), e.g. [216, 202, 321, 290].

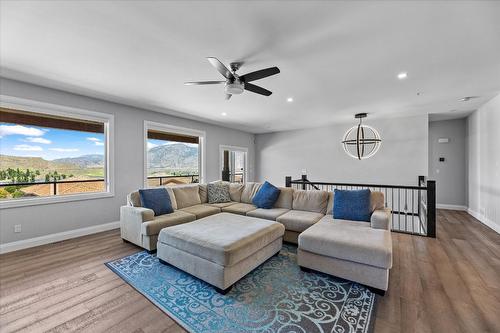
[184, 57, 280, 100]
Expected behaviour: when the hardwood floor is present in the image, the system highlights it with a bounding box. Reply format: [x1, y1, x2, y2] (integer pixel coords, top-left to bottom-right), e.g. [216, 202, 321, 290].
[1, 210, 499, 332]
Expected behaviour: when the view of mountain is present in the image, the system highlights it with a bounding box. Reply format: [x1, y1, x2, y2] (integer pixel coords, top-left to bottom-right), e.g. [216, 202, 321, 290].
[53, 154, 104, 168]
[0, 155, 75, 171]
[147, 143, 198, 169]
[0, 154, 105, 181]
[0, 142, 198, 182]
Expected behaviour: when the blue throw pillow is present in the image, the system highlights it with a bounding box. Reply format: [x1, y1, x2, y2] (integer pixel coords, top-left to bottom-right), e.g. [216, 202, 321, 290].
[139, 188, 174, 216]
[252, 181, 281, 209]
[333, 189, 371, 222]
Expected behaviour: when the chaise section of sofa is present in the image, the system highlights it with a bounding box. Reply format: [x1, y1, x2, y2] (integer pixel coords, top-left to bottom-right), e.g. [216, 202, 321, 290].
[297, 192, 393, 293]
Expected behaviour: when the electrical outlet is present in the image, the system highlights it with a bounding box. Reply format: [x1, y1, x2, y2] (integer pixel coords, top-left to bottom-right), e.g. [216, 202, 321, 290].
[14, 224, 22, 233]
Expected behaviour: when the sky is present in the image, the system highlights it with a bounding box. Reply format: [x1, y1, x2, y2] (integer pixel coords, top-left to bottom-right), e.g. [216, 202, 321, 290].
[0, 122, 105, 160]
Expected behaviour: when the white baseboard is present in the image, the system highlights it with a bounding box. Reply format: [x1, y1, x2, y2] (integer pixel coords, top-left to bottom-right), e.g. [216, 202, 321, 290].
[437, 204, 467, 211]
[467, 209, 500, 234]
[0, 221, 120, 254]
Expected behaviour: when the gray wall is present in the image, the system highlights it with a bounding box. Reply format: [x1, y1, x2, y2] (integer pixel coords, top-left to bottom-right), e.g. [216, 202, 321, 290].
[467, 93, 500, 232]
[428, 119, 466, 207]
[0, 78, 255, 244]
[255, 115, 428, 186]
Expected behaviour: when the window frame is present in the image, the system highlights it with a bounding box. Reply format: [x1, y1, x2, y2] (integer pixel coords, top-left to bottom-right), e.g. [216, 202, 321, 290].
[0, 95, 115, 209]
[143, 120, 205, 187]
[219, 145, 249, 184]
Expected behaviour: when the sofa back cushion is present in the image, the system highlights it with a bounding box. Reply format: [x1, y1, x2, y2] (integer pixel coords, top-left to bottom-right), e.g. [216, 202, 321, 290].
[292, 189, 329, 214]
[274, 187, 294, 209]
[240, 182, 262, 204]
[229, 183, 244, 202]
[199, 184, 208, 203]
[326, 191, 385, 214]
[127, 191, 141, 207]
[333, 189, 371, 222]
[138, 188, 174, 216]
[172, 184, 201, 209]
[128, 187, 177, 210]
[326, 192, 334, 214]
[371, 191, 385, 211]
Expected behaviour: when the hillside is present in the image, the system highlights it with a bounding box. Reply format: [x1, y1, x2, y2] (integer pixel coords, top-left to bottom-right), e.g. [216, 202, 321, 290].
[53, 154, 104, 168]
[0, 155, 74, 171]
[148, 143, 198, 169]
[0, 154, 105, 180]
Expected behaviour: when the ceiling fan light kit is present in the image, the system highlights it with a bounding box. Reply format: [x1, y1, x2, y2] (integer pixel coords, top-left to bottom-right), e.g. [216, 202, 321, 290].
[342, 113, 382, 160]
[185, 57, 280, 99]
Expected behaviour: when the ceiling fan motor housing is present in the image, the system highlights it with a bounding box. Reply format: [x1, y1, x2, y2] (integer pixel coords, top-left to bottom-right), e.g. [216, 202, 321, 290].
[225, 81, 244, 95]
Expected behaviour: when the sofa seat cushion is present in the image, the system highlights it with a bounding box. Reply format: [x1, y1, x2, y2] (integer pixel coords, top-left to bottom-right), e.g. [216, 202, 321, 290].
[247, 208, 290, 221]
[141, 210, 196, 236]
[221, 203, 257, 215]
[158, 213, 285, 266]
[180, 204, 220, 219]
[276, 210, 324, 232]
[207, 201, 239, 208]
[298, 215, 392, 269]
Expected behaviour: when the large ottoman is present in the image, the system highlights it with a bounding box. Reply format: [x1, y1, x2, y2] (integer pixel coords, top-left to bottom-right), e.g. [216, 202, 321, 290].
[157, 212, 285, 294]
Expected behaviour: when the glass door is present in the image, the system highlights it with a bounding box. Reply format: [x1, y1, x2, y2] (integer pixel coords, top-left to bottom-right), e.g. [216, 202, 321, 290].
[220, 146, 247, 183]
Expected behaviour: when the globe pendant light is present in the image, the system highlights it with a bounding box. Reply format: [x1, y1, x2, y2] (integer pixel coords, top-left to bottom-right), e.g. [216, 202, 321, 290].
[342, 113, 381, 160]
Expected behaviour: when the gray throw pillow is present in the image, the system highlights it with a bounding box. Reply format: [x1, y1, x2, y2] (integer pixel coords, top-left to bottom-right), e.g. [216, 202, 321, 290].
[207, 182, 231, 204]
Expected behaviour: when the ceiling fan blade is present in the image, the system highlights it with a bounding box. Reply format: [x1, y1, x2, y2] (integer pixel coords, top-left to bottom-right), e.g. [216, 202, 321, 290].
[184, 81, 225, 85]
[240, 67, 280, 82]
[206, 57, 235, 80]
[225, 94, 232, 100]
[244, 83, 272, 96]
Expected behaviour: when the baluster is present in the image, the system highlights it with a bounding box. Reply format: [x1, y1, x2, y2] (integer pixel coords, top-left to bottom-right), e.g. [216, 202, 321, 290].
[412, 189, 415, 234]
[404, 189, 408, 232]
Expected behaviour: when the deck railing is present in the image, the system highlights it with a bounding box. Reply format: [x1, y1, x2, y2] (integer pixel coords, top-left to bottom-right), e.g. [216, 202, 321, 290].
[285, 175, 436, 237]
[0, 174, 199, 198]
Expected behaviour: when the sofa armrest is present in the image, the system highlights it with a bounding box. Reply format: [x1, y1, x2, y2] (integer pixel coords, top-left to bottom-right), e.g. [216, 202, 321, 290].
[120, 206, 155, 246]
[371, 208, 392, 230]
[121, 206, 155, 223]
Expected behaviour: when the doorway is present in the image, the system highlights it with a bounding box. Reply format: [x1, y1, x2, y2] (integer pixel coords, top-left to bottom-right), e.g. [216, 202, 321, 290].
[219, 145, 248, 183]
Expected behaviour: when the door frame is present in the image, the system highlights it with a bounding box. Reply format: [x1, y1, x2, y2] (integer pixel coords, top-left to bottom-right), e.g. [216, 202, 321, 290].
[219, 145, 248, 183]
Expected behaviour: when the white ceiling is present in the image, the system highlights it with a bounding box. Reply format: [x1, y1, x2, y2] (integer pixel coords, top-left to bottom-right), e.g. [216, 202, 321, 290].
[1, 1, 499, 133]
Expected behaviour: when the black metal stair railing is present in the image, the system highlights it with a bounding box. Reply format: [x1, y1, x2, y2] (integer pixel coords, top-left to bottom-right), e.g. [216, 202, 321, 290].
[285, 175, 436, 237]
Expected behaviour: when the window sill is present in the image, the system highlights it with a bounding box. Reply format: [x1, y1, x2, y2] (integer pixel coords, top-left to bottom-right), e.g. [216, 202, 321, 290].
[0, 191, 115, 209]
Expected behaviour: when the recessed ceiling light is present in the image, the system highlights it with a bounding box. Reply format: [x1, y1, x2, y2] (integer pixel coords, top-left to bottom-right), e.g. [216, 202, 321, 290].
[459, 96, 479, 102]
[397, 72, 408, 80]
[287, 97, 294, 102]
[221, 112, 227, 116]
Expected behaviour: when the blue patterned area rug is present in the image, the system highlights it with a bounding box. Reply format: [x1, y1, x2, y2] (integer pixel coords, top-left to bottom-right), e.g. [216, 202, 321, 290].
[106, 244, 377, 333]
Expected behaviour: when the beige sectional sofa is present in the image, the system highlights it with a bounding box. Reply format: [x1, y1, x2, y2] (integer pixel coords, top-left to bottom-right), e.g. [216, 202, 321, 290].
[120, 182, 392, 294]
